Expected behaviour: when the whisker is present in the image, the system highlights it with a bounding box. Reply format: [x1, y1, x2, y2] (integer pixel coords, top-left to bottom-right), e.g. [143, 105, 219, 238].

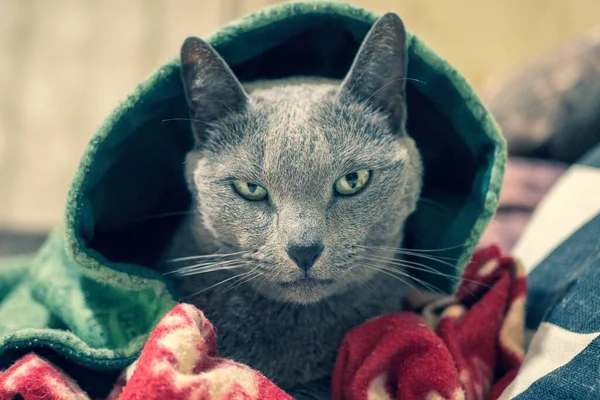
[182, 269, 257, 300]
[397, 251, 459, 267]
[134, 210, 199, 222]
[167, 258, 245, 272]
[358, 258, 497, 314]
[252, 276, 269, 302]
[346, 269, 380, 299]
[184, 259, 245, 269]
[279, 298, 294, 317]
[405, 78, 428, 85]
[360, 250, 458, 269]
[204, 95, 252, 133]
[418, 197, 450, 211]
[355, 243, 466, 253]
[363, 78, 428, 106]
[383, 259, 494, 312]
[162, 117, 212, 124]
[325, 297, 335, 311]
[347, 56, 383, 95]
[168, 263, 247, 277]
[358, 263, 423, 297]
[224, 269, 262, 293]
[165, 257, 249, 276]
[358, 254, 493, 291]
[360, 254, 455, 279]
[167, 250, 249, 263]
[354, 245, 460, 262]
[369, 262, 445, 294]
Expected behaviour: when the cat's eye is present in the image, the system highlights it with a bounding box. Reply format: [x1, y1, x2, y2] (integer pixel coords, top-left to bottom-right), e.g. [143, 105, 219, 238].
[335, 170, 371, 196]
[232, 180, 268, 201]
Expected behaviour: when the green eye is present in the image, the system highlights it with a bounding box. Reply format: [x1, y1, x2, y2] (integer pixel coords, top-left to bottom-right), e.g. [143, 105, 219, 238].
[232, 180, 268, 201]
[335, 170, 371, 196]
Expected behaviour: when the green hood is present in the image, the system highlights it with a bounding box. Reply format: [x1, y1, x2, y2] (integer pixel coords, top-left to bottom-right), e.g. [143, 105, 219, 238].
[0, 1, 504, 393]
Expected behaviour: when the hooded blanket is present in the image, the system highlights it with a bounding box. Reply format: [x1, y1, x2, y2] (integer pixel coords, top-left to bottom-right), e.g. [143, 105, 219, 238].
[0, 2, 504, 397]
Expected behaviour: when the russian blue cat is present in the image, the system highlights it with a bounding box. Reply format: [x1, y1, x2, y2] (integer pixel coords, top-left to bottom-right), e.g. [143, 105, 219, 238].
[164, 12, 423, 397]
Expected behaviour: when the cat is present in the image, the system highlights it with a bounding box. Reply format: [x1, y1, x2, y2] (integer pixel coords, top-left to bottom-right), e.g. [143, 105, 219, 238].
[163, 12, 424, 398]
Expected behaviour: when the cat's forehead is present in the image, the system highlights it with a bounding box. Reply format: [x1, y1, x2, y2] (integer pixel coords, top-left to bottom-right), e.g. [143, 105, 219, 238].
[203, 80, 404, 195]
[249, 85, 336, 198]
[246, 82, 399, 172]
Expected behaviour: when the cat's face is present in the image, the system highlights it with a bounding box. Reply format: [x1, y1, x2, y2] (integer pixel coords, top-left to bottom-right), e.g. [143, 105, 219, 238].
[180, 13, 423, 304]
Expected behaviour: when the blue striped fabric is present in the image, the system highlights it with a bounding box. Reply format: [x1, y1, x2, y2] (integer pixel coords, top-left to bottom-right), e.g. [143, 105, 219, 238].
[500, 145, 600, 399]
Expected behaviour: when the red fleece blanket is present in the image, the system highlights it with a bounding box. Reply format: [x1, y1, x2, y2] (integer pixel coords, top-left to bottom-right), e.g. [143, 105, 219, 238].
[0, 246, 526, 400]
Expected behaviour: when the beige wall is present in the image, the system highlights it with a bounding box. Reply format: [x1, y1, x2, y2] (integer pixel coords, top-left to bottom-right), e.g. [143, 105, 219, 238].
[1, 0, 599, 231]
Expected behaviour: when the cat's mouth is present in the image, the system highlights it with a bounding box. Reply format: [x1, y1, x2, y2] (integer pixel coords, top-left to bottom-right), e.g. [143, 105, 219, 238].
[278, 277, 335, 288]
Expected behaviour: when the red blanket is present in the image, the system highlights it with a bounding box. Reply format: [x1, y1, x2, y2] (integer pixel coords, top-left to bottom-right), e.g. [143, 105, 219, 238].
[0, 246, 526, 400]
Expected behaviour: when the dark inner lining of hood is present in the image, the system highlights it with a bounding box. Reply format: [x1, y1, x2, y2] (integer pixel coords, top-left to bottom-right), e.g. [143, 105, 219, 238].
[85, 18, 480, 292]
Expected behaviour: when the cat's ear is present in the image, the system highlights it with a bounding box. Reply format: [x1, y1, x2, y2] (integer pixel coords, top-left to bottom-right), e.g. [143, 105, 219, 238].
[339, 13, 409, 130]
[180, 37, 248, 144]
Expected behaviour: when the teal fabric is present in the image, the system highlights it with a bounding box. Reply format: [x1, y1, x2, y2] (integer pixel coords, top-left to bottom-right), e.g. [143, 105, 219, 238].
[0, 2, 505, 395]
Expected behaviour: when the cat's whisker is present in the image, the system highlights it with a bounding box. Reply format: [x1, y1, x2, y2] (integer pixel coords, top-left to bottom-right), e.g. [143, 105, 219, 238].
[363, 262, 450, 304]
[166, 261, 248, 277]
[405, 78, 427, 85]
[355, 243, 466, 253]
[364, 260, 445, 294]
[399, 251, 460, 262]
[354, 244, 461, 261]
[357, 263, 424, 297]
[358, 250, 458, 269]
[347, 56, 383, 96]
[224, 269, 263, 293]
[417, 197, 450, 211]
[167, 250, 250, 263]
[324, 296, 335, 311]
[372, 259, 494, 312]
[357, 254, 493, 291]
[166, 259, 246, 274]
[396, 251, 459, 266]
[180, 258, 247, 270]
[346, 269, 380, 299]
[279, 298, 294, 318]
[348, 57, 427, 97]
[134, 210, 200, 222]
[358, 254, 442, 276]
[182, 269, 257, 300]
[204, 95, 252, 133]
[165, 258, 249, 276]
[169, 264, 247, 277]
[162, 117, 212, 125]
[252, 275, 270, 302]
[363, 77, 428, 106]
[363, 257, 457, 285]
[359, 263, 440, 303]
[357, 257, 497, 313]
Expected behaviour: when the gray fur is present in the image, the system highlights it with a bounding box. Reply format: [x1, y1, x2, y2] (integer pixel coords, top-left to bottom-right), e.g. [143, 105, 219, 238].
[164, 13, 423, 396]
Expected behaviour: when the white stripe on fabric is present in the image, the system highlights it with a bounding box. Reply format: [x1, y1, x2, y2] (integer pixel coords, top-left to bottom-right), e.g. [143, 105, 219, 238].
[512, 166, 600, 273]
[498, 322, 599, 399]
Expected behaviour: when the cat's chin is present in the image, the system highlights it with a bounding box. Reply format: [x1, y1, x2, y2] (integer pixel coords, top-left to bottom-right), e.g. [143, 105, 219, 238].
[254, 278, 344, 305]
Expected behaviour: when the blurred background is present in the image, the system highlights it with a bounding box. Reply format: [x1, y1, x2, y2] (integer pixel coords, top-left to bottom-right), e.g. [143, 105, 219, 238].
[1, 0, 600, 233]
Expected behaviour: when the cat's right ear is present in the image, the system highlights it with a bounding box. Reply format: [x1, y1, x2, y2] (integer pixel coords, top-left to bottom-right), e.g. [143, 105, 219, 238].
[180, 37, 248, 144]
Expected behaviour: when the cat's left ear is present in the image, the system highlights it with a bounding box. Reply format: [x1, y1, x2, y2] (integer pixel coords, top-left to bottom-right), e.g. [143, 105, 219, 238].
[180, 37, 248, 144]
[339, 13, 409, 131]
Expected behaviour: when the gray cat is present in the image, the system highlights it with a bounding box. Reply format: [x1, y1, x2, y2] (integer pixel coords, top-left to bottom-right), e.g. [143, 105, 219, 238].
[163, 12, 423, 398]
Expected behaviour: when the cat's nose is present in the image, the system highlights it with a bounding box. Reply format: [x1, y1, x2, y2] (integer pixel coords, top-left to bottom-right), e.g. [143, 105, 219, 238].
[287, 242, 324, 273]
